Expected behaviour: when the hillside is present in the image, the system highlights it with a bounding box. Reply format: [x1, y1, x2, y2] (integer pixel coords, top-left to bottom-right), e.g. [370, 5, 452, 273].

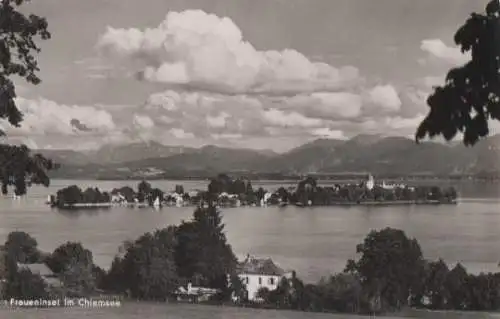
[44, 134, 500, 179]
[34, 141, 195, 165]
[258, 134, 500, 176]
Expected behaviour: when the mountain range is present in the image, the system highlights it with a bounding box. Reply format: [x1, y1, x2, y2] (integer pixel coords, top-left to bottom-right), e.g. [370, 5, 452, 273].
[37, 134, 500, 179]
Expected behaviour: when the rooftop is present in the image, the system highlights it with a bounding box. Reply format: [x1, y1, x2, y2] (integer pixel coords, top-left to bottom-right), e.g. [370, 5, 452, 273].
[17, 263, 55, 277]
[237, 255, 288, 276]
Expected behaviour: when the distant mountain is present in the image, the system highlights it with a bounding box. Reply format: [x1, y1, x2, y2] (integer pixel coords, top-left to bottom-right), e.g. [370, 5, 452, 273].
[115, 145, 276, 173]
[86, 141, 195, 164]
[34, 149, 93, 166]
[43, 134, 500, 179]
[35, 141, 195, 165]
[258, 134, 500, 176]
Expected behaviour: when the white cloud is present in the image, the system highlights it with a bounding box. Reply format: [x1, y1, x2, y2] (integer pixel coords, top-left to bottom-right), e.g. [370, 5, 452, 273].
[310, 128, 346, 139]
[421, 39, 471, 65]
[261, 109, 323, 128]
[211, 133, 242, 140]
[133, 114, 155, 129]
[270, 92, 362, 122]
[2, 97, 115, 136]
[206, 112, 229, 128]
[421, 76, 444, 88]
[367, 85, 401, 112]
[97, 10, 361, 95]
[169, 128, 195, 139]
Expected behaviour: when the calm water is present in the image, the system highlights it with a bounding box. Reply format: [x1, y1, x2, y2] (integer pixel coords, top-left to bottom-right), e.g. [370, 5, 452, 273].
[0, 179, 499, 318]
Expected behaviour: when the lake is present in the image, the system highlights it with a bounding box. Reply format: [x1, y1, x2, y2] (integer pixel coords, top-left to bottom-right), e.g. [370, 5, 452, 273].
[0, 179, 499, 318]
[0, 179, 499, 281]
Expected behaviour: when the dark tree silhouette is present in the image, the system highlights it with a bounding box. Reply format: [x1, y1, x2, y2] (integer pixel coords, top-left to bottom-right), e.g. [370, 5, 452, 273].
[4, 231, 41, 263]
[0, 0, 55, 195]
[416, 0, 500, 146]
[345, 228, 425, 311]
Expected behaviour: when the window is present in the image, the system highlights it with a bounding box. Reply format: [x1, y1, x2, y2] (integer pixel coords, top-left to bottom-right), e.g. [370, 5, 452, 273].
[245, 277, 249, 284]
[269, 277, 275, 285]
[258, 277, 262, 285]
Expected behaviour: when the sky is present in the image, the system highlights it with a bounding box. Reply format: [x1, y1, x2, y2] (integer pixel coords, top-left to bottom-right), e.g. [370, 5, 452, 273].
[1, 0, 498, 152]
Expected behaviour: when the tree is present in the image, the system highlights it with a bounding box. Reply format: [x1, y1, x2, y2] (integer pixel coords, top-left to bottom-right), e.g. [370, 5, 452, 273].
[0, 0, 55, 195]
[444, 263, 468, 310]
[111, 186, 135, 202]
[46, 242, 93, 274]
[423, 259, 450, 309]
[137, 180, 151, 203]
[45, 242, 96, 296]
[3, 269, 48, 299]
[62, 260, 96, 296]
[105, 227, 179, 300]
[174, 184, 184, 195]
[345, 228, 425, 311]
[228, 274, 247, 303]
[4, 231, 40, 263]
[415, 0, 500, 146]
[55, 185, 83, 206]
[174, 206, 237, 295]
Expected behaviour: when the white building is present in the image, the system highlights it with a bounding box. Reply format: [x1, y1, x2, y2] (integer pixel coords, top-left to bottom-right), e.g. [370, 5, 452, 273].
[366, 174, 374, 190]
[234, 255, 293, 302]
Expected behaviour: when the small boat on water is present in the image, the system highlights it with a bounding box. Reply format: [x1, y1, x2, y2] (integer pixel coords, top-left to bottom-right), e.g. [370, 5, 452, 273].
[153, 196, 161, 208]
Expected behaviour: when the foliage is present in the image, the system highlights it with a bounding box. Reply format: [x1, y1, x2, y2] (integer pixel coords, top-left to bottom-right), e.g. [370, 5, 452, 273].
[174, 205, 237, 295]
[0, 0, 55, 195]
[137, 180, 152, 203]
[46, 242, 93, 274]
[148, 188, 164, 205]
[55, 185, 110, 206]
[174, 184, 184, 194]
[44, 242, 96, 296]
[3, 268, 48, 299]
[110, 186, 136, 202]
[345, 227, 425, 311]
[61, 260, 96, 296]
[4, 231, 40, 263]
[416, 0, 500, 146]
[228, 274, 248, 303]
[104, 227, 179, 300]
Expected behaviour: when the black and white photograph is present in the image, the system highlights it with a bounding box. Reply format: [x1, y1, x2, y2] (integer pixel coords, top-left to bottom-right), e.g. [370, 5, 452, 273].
[0, 0, 499, 318]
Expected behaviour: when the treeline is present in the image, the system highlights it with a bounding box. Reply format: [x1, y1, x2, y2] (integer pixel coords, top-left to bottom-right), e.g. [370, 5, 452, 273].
[52, 181, 165, 208]
[53, 185, 111, 207]
[2, 207, 500, 314]
[52, 174, 459, 209]
[0, 206, 236, 302]
[207, 174, 458, 206]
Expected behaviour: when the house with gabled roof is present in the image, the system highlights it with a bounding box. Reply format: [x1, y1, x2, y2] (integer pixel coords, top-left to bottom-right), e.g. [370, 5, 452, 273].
[234, 254, 293, 302]
[17, 263, 63, 290]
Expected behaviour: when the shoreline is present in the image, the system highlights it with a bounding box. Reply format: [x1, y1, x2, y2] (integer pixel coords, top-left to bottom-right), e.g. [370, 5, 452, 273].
[50, 199, 457, 209]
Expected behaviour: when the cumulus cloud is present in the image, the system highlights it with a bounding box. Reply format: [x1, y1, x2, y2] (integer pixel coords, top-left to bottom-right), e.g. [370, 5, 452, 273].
[1, 97, 115, 136]
[261, 109, 323, 128]
[367, 85, 401, 112]
[206, 112, 229, 128]
[286, 92, 363, 119]
[169, 128, 195, 139]
[420, 39, 471, 65]
[133, 114, 155, 129]
[96, 10, 361, 95]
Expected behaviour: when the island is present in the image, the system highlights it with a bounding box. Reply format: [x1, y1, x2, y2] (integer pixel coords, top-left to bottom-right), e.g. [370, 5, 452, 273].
[48, 174, 458, 209]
